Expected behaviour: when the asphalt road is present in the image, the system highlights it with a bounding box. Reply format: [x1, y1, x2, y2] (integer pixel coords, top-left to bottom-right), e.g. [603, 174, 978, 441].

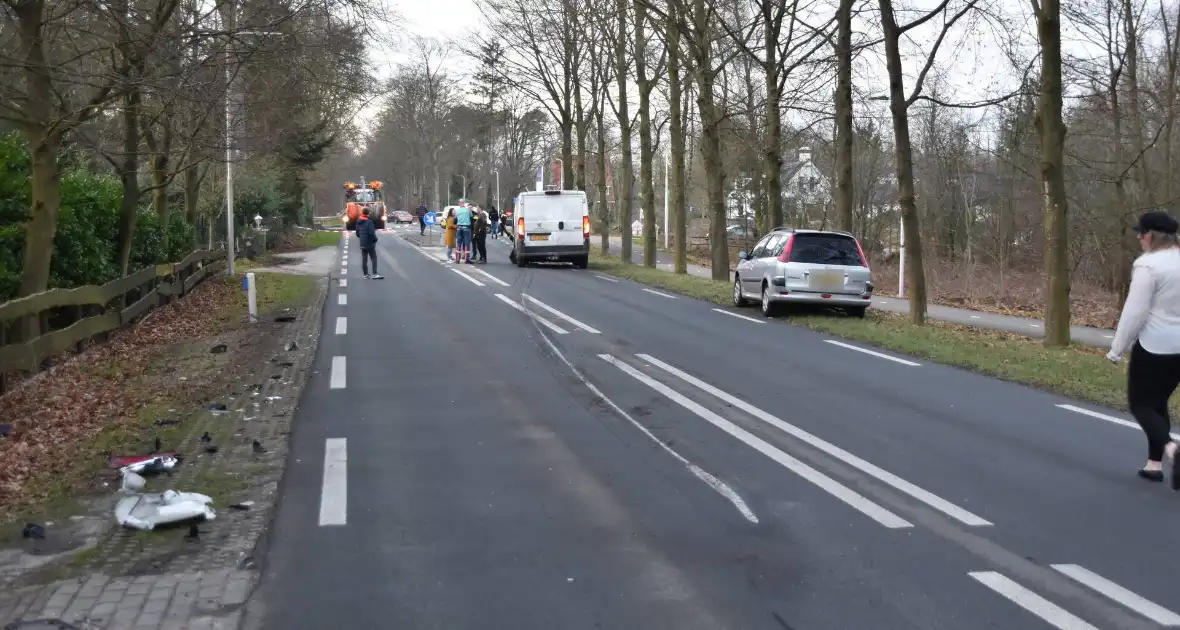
[607, 235, 1117, 348]
[246, 225, 1176, 630]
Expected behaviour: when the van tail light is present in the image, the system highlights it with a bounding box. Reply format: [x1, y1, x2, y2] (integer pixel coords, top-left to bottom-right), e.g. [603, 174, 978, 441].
[516, 217, 525, 238]
[776, 234, 795, 262]
[582, 216, 591, 237]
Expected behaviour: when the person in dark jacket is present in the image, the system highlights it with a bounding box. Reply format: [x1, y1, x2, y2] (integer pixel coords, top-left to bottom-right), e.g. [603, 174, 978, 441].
[488, 205, 500, 239]
[416, 201, 429, 235]
[473, 207, 489, 264]
[356, 208, 383, 279]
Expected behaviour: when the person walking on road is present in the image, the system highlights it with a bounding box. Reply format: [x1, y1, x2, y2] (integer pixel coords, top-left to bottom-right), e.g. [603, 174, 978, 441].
[355, 208, 384, 280]
[1107, 210, 1180, 486]
[443, 208, 457, 261]
[488, 205, 500, 240]
[416, 201, 429, 235]
[473, 206, 489, 264]
[455, 202, 474, 264]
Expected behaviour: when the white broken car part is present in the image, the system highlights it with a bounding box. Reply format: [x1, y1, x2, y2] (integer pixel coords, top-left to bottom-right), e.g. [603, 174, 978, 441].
[114, 472, 216, 531]
[118, 454, 180, 477]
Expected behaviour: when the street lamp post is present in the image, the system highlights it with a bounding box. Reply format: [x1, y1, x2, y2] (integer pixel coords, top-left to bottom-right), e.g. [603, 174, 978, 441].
[492, 169, 500, 214]
[460, 174, 467, 201]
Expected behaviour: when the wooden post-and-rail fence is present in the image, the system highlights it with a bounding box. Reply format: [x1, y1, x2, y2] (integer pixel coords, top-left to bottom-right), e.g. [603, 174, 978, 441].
[0, 248, 227, 395]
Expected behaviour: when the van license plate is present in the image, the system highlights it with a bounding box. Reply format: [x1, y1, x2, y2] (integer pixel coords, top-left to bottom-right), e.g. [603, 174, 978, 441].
[528, 234, 550, 241]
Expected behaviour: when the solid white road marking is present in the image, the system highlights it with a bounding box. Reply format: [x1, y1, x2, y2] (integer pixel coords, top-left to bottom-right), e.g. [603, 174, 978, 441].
[603, 354, 911, 529]
[1057, 404, 1180, 441]
[318, 438, 348, 526]
[969, 571, 1100, 630]
[522, 294, 601, 333]
[330, 356, 346, 389]
[339, 279, 347, 288]
[494, 294, 568, 334]
[636, 353, 991, 527]
[1103, 334, 1114, 339]
[335, 317, 347, 335]
[642, 288, 677, 299]
[1030, 323, 1041, 328]
[451, 269, 485, 286]
[712, 308, 766, 324]
[595, 275, 619, 283]
[1051, 564, 1180, 625]
[471, 268, 510, 287]
[823, 340, 921, 366]
[338, 294, 347, 306]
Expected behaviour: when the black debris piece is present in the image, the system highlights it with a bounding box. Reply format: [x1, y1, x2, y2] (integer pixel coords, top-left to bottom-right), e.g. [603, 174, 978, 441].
[153, 419, 180, 427]
[0, 423, 12, 437]
[285, 341, 299, 351]
[206, 403, 227, 411]
[204, 445, 219, 454]
[252, 440, 267, 454]
[277, 362, 294, 368]
[184, 523, 200, 543]
[210, 343, 228, 354]
[270, 374, 282, 380]
[200, 432, 212, 443]
[230, 501, 255, 510]
[274, 315, 296, 323]
[153, 437, 162, 453]
[21, 523, 46, 540]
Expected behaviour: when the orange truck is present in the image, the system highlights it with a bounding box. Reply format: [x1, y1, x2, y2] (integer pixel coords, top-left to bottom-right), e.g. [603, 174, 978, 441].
[342, 180, 387, 231]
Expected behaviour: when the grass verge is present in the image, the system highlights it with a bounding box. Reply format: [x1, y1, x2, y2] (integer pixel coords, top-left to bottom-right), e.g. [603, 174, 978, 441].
[298, 229, 345, 249]
[588, 251, 1166, 416]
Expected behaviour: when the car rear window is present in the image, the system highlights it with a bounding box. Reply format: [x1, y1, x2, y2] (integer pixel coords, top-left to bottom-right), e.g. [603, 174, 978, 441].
[789, 233, 864, 266]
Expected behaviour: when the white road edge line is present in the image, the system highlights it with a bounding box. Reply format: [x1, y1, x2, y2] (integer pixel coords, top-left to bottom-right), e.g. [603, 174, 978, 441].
[969, 571, 1100, 630]
[523, 294, 601, 333]
[330, 356, 346, 389]
[451, 268, 485, 286]
[1051, 564, 1180, 625]
[494, 294, 568, 334]
[823, 340, 921, 367]
[713, 308, 766, 324]
[339, 279, 347, 288]
[471, 268, 511, 287]
[318, 438, 347, 526]
[602, 354, 909, 528]
[636, 353, 991, 527]
[595, 275, 619, 283]
[642, 288, 677, 299]
[338, 294, 347, 306]
[335, 317, 347, 335]
[530, 340, 757, 524]
[1058, 404, 1180, 441]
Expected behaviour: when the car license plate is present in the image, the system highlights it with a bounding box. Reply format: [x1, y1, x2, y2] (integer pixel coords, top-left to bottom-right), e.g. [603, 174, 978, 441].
[810, 269, 843, 290]
[528, 234, 550, 241]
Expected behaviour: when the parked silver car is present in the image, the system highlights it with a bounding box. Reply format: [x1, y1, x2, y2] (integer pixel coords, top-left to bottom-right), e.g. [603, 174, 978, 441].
[733, 228, 873, 317]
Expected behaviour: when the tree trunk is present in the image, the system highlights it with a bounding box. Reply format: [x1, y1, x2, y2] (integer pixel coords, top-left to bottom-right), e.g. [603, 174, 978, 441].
[615, 0, 634, 263]
[698, 72, 729, 280]
[1034, 0, 1070, 347]
[879, 0, 927, 323]
[184, 164, 201, 225]
[596, 108, 610, 253]
[669, 5, 688, 274]
[575, 81, 588, 192]
[763, 21, 783, 233]
[635, 0, 656, 267]
[834, 0, 854, 233]
[116, 86, 142, 275]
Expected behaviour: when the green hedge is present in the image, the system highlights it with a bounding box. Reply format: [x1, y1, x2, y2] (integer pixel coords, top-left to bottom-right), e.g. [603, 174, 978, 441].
[0, 133, 198, 302]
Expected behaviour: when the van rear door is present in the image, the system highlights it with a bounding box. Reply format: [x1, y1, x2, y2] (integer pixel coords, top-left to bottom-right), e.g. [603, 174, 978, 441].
[522, 193, 586, 248]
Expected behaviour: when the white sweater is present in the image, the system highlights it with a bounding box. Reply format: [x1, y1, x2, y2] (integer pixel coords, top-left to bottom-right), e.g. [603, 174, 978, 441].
[1110, 248, 1180, 357]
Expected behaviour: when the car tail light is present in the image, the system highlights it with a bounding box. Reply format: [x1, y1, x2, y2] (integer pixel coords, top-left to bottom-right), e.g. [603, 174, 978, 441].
[854, 238, 869, 267]
[516, 217, 525, 238]
[777, 234, 795, 262]
[582, 216, 590, 237]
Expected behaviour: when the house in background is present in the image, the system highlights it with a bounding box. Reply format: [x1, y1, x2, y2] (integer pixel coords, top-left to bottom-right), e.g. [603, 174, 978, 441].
[782, 147, 832, 227]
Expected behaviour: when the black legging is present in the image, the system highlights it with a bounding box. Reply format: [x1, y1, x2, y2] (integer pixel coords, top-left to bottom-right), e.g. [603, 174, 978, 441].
[360, 246, 377, 275]
[1129, 342, 1180, 460]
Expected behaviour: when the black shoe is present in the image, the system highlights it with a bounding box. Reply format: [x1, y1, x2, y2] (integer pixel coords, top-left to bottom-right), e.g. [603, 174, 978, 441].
[1139, 469, 1165, 482]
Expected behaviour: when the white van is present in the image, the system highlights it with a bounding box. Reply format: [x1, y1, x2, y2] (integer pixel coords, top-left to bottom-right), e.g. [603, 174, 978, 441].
[509, 190, 590, 268]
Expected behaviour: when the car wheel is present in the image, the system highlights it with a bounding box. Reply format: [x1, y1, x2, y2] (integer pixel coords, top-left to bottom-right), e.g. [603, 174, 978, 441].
[848, 306, 867, 319]
[761, 284, 778, 317]
[733, 277, 749, 307]
[574, 255, 588, 269]
[516, 250, 528, 268]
